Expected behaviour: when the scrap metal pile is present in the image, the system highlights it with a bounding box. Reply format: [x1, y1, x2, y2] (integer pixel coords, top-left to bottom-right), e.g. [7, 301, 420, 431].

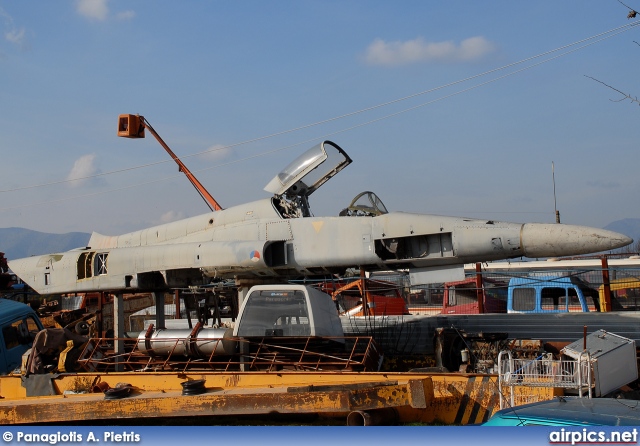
[75, 329, 383, 373]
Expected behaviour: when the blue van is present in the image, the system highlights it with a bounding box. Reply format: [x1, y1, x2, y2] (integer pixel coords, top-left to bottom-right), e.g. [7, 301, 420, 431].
[0, 299, 43, 374]
[507, 276, 600, 313]
[484, 397, 640, 426]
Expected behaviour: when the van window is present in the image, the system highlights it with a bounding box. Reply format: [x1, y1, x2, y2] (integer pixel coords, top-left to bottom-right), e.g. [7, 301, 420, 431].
[568, 288, 585, 311]
[541, 287, 568, 311]
[512, 288, 535, 311]
[2, 316, 39, 350]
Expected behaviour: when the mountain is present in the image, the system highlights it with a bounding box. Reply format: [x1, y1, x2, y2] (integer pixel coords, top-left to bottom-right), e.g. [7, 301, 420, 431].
[0, 227, 90, 261]
[603, 218, 640, 246]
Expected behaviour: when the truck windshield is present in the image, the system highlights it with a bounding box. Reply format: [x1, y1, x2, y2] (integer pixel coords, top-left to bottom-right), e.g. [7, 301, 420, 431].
[236, 290, 311, 337]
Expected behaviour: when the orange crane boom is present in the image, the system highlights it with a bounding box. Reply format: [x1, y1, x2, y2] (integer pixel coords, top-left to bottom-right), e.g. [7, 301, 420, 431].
[117, 114, 223, 212]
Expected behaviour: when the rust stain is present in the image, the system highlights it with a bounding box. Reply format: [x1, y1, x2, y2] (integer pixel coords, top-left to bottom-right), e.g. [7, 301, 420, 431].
[224, 374, 240, 387]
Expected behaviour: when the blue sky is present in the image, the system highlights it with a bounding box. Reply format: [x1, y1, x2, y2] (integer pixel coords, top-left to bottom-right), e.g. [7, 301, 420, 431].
[1, 0, 639, 236]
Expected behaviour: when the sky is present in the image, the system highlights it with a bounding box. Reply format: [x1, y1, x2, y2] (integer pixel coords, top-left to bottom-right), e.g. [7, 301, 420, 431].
[1, 0, 639, 236]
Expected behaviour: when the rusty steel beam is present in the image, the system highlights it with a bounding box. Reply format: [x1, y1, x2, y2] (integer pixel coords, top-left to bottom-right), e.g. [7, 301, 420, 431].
[0, 380, 431, 425]
[0, 371, 556, 425]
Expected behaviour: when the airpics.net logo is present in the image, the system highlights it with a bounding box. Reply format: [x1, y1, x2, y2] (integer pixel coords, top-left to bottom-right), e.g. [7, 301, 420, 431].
[550, 428, 638, 445]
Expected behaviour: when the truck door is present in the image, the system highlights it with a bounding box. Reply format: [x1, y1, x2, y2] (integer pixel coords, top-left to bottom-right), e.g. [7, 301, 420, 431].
[0, 314, 41, 374]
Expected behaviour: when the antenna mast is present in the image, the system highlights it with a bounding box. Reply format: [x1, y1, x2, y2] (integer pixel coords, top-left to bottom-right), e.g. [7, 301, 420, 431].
[552, 161, 560, 223]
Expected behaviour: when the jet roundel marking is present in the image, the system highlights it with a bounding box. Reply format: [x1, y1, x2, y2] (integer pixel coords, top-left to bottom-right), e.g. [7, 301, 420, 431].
[250, 250, 261, 262]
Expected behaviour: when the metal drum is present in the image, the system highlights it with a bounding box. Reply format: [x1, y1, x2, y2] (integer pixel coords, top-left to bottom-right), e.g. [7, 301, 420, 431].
[137, 328, 236, 357]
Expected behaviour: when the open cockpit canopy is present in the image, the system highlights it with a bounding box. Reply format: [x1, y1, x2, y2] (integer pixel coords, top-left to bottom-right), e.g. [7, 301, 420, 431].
[264, 141, 351, 198]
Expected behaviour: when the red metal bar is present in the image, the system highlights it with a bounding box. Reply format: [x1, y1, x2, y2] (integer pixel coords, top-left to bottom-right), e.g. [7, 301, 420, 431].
[601, 257, 612, 312]
[97, 292, 104, 337]
[174, 290, 181, 319]
[475, 263, 484, 314]
[360, 269, 368, 316]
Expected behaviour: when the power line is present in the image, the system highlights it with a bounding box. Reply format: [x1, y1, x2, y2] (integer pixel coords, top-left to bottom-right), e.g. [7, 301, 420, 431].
[0, 21, 637, 207]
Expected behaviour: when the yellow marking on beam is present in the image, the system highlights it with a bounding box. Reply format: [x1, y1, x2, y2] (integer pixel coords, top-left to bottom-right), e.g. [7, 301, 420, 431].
[312, 221, 324, 233]
[459, 376, 495, 425]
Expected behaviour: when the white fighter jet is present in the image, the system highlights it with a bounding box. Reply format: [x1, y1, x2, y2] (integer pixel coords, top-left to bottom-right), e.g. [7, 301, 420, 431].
[9, 139, 633, 295]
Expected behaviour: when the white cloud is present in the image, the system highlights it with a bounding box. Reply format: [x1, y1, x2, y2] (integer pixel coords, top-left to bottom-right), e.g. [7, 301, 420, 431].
[159, 210, 186, 224]
[75, 1, 135, 22]
[1, 7, 28, 50]
[116, 10, 135, 21]
[76, 0, 109, 21]
[198, 144, 233, 162]
[5, 27, 25, 45]
[66, 154, 100, 188]
[0, 7, 13, 26]
[364, 36, 496, 66]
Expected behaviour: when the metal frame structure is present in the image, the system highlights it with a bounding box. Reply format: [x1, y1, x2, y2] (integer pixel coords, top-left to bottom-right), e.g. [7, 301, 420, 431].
[497, 350, 592, 409]
[75, 334, 382, 373]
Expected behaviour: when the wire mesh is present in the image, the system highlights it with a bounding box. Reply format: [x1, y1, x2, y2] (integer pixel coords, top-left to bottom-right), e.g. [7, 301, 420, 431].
[75, 335, 382, 373]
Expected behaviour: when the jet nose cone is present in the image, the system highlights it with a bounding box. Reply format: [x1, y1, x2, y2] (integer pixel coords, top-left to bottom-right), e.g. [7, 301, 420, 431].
[521, 224, 633, 258]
